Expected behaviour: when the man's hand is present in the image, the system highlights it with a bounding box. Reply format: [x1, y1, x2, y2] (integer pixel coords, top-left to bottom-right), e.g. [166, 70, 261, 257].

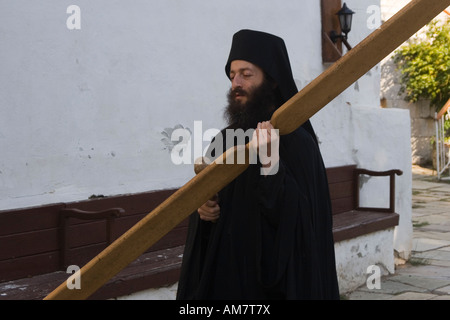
[198, 194, 220, 222]
[252, 121, 280, 175]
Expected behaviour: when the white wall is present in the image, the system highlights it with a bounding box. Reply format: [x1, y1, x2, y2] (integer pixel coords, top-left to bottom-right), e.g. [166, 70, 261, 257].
[1, 0, 413, 272]
[311, 0, 413, 259]
[313, 0, 383, 167]
[1, 0, 324, 210]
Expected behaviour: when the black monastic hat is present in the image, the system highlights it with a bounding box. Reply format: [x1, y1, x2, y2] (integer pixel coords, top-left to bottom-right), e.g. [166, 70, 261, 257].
[225, 29, 317, 142]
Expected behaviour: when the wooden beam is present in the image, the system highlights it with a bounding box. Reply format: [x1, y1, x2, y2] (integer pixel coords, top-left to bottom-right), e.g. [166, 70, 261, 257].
[272, 0, 450, 135]
[44, 0, 450, 300]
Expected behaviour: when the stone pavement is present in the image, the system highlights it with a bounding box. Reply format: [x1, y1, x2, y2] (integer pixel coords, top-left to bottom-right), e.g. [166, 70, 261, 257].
[346, 166, 450, 300]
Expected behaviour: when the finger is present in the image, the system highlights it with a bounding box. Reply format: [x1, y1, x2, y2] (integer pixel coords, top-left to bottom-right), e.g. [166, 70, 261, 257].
[199, 213, 219, 222]
[260, 128, 268, 143]
[200, 202, 220, 213]
[266, 126, 271, 139]
[206, 199, 218, 207]
[198, 210, 219, 219]
[198, 207, 220, 221]
[199, 205, 219, 215]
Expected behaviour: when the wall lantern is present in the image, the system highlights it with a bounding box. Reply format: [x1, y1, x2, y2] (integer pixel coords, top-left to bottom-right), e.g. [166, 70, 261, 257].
[330, 3, 355, 51]
[321, 0, 356, 63]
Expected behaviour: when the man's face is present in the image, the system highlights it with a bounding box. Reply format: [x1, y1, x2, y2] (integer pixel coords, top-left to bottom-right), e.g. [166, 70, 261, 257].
[229, 60, 265, 105]
[225, 60, 280, 130]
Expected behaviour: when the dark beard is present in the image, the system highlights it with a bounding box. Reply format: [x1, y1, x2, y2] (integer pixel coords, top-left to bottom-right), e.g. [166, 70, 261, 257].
[224, 78, 282, 130]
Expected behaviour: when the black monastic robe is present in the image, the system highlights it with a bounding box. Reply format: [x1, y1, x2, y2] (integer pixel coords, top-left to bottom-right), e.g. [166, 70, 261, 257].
[176, 125, 340, 299]
[177, 29, 340, 299]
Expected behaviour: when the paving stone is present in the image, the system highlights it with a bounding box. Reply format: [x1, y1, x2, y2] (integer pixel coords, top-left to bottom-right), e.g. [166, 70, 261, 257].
[349, 168, 450, 300]
[417, 225, 450, 233]
[430, 295, 450, 300]
[411, 238, 450, 251]
[356, 279, 425, 295]
[396, 264, 450, 280]
[412, 250, 450, 262]
[388, 274, 449, 291]
[389, 292, 439, 300]
[345, 290, 394, 300]
[435, 285, 450, 294]
[412, 181, 442, 190]
[412, 214, 450, 225]
[422, 259, 450, 268]
[431, 185, 450, 193]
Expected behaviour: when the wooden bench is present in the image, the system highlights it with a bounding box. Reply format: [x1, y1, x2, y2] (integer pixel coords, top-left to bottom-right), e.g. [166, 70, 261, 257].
[0, 164, 402, 300]
[0, 189, 187, 300]
[328, 165, 402, 242]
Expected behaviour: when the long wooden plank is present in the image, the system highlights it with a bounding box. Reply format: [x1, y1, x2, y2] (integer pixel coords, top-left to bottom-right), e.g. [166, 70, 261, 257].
[45, 0, 450, 300]
[45, 147, 249, 300]
[272, 0, 450, 134]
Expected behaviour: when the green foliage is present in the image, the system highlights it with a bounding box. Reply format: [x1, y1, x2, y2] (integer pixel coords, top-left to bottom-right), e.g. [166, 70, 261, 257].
[393, 19, 450, 110]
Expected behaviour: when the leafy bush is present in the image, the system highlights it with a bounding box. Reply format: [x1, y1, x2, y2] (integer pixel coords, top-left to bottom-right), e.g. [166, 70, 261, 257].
[393, 19, 450, 111]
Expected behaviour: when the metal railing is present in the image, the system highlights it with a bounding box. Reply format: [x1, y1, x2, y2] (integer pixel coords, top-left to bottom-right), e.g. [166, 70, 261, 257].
[435, 98, 450, 180]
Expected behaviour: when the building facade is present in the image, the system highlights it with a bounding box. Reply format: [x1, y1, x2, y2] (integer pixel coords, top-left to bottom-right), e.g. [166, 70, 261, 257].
[0, 0, 414, 297]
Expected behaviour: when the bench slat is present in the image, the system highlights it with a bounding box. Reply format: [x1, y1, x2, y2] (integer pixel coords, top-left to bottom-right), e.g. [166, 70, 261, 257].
[0, 246, 185, 300]
[0, 229, 59, 261]
[326, 165, 356, 184]
[331, 197, 354, 215]
[0, 204, 64, 236]
[333, 210, 399, 242]
[0, 252, 59, 283]
[328, 180, 354, 200]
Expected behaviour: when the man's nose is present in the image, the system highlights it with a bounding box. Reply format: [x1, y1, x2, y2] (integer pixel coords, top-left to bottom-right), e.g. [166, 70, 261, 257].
[231, 74, 243, 89]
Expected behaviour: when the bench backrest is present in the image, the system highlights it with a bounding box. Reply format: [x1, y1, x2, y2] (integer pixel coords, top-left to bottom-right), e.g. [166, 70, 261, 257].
[1, 164, 358, 283]
[0, 189, 185, 283]
[326, 165, 357, 215]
